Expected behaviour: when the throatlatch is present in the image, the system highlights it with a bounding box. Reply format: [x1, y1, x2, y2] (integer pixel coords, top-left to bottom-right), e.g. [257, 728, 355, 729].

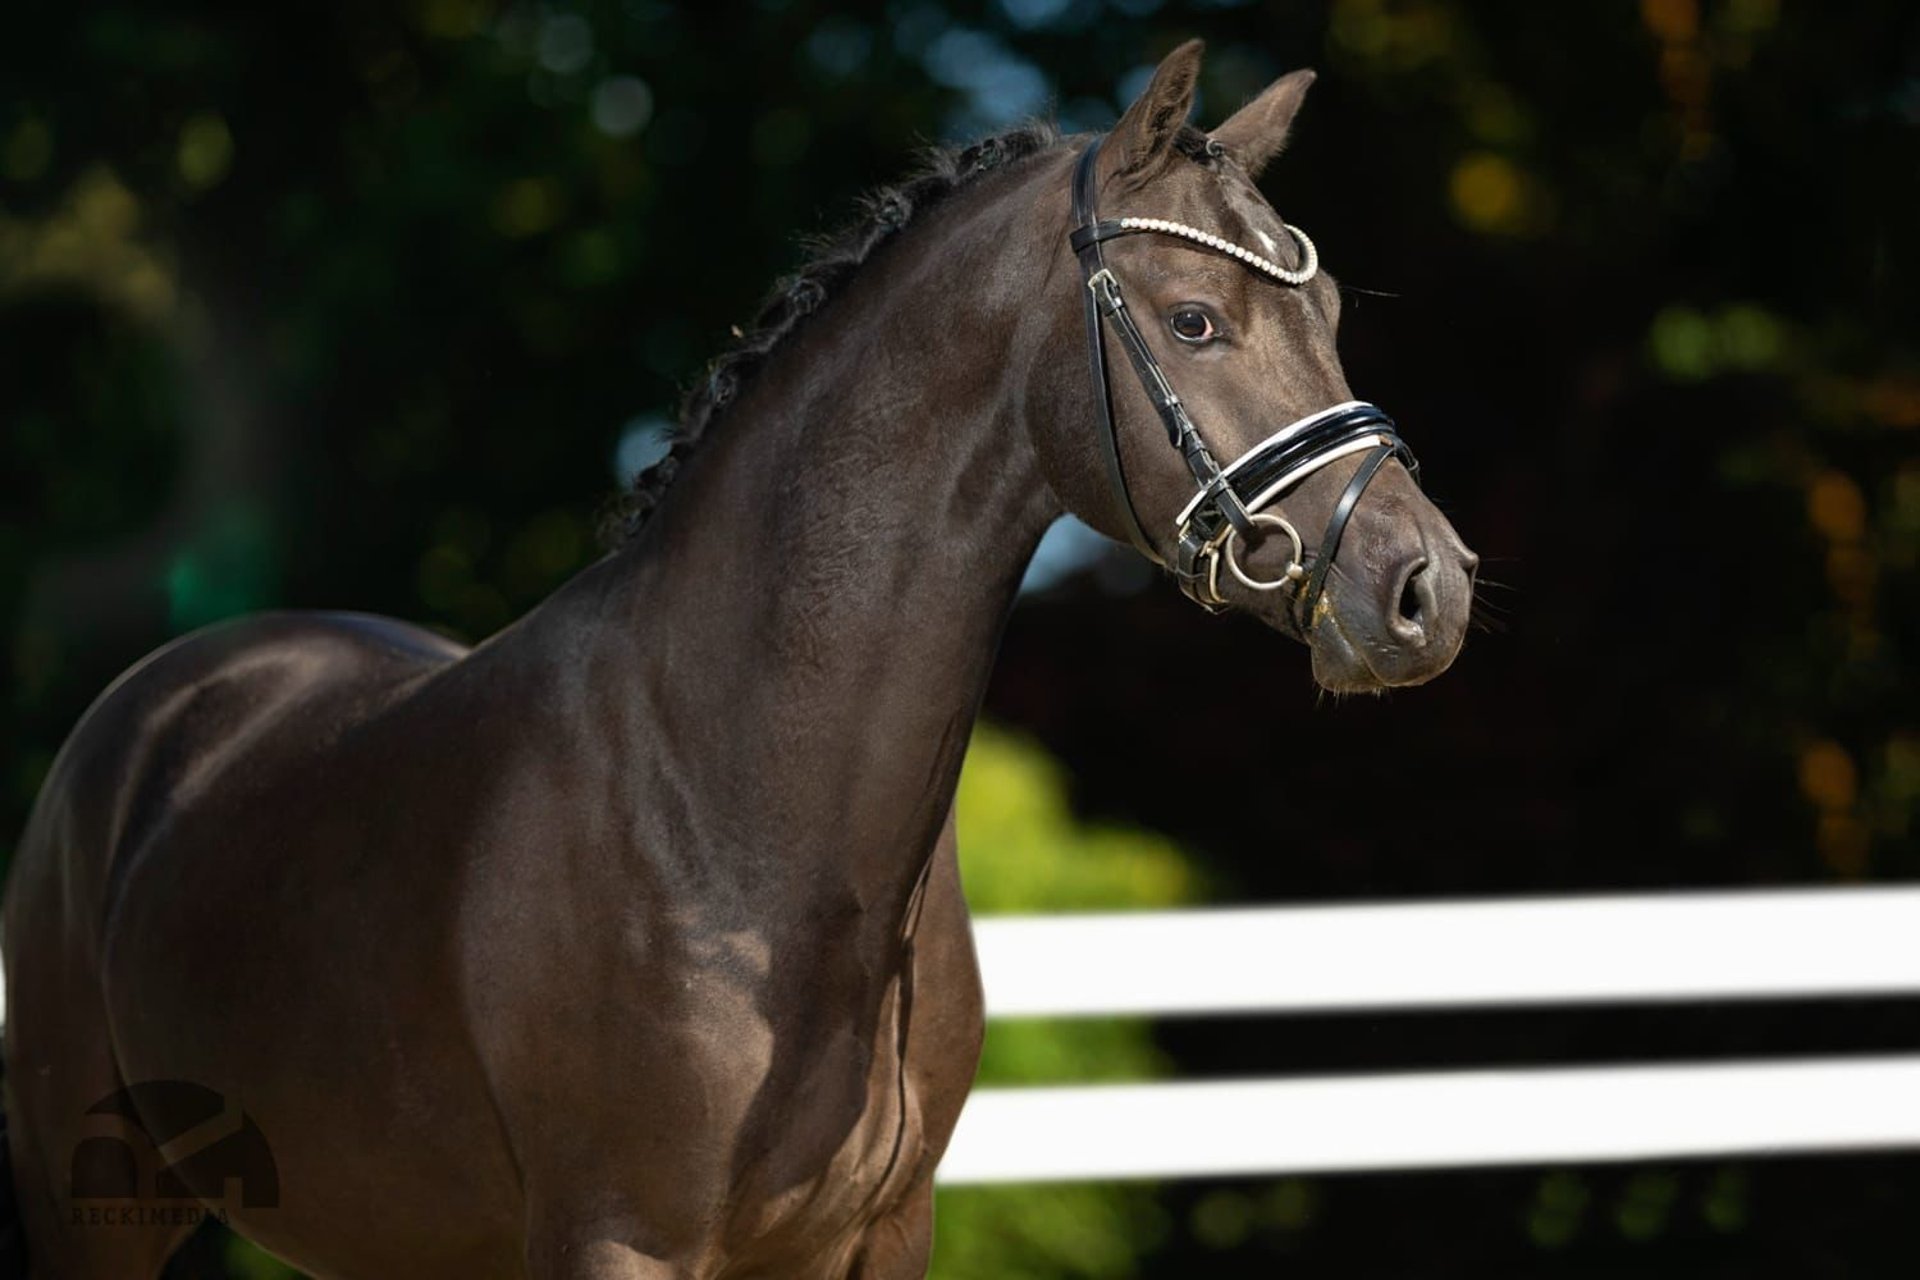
[1068, 137, 1419, 623]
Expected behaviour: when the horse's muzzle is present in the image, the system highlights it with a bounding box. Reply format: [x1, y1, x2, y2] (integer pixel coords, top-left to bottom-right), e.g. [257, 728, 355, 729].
[1310, 532, 1478, 691]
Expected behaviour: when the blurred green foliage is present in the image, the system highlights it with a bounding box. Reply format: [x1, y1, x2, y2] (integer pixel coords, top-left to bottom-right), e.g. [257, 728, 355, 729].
[224, 1233, 299, 1280]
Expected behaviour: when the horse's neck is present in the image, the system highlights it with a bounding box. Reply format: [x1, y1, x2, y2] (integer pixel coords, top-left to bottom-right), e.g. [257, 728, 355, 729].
[524, 162, 1064, 915]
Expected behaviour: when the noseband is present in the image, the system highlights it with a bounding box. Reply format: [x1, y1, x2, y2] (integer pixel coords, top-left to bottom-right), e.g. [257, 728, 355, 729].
[1069, 136, 1419, 622]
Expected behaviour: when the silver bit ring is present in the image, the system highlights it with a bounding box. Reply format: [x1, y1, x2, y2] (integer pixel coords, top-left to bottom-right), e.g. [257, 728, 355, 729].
[1223, 513, 1307, 593]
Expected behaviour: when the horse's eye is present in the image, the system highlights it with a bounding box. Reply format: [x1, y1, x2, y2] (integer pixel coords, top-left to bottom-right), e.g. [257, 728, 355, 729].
[1170, 309, 1215, 343]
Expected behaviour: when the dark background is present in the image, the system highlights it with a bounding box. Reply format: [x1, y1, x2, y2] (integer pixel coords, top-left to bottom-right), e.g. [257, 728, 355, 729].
[4, 0, 1918, 1275]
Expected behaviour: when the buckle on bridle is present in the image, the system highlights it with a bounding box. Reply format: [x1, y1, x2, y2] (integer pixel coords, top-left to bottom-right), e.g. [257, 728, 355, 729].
[1085, 268, 1122, 313]
[1172, 518, 1228, 613]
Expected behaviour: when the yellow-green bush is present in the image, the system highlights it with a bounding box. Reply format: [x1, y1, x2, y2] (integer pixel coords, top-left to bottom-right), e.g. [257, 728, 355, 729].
[932, 725, 1201, 1280]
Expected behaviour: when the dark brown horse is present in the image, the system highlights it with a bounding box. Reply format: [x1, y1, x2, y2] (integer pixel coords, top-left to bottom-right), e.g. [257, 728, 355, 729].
[3, 42, 1475, 1280]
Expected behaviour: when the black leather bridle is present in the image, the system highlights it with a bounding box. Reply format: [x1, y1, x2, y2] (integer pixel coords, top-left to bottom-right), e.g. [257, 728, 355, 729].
[1069, 136, 1420, 623]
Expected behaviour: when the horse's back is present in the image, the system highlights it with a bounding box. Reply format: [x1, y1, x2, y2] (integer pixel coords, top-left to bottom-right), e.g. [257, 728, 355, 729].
[6, 610, 466, 960]
[3, 611, 528, 1278]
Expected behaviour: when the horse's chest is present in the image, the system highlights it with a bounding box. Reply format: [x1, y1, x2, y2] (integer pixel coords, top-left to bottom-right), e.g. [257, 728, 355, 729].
[727, 979, 935, 1250]
[723, 926, 978, 1270]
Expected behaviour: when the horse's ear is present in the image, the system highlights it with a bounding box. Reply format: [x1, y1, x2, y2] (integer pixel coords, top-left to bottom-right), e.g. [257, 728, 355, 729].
[1102, 39, 1205, 187]
[1209, 68, 1316, 179]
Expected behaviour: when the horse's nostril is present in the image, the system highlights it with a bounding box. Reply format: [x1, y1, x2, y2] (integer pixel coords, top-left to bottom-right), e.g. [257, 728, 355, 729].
[1396, 560, 1428, 627]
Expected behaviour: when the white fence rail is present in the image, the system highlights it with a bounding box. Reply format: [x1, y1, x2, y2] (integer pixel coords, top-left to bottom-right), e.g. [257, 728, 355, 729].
[971, 888, 1920, 1018]
[944, 888, 1920, 1184]
[939, 1056, 1920, 1183]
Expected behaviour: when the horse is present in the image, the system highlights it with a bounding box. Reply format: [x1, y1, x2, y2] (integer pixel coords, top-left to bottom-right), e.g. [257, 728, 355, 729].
[3, 40, 1475, 1280]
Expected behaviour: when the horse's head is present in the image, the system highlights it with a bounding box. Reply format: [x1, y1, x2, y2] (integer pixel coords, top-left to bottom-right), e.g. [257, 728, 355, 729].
[1033, 41, 1476, 692]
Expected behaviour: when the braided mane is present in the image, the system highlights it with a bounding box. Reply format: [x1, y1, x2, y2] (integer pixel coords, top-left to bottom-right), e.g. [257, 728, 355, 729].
[603, 120, 1065, 545]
